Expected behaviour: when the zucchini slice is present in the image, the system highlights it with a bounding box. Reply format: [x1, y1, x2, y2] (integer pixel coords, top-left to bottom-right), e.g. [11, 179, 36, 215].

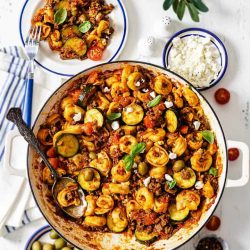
[168, 204, 189, 221]
[135, 230, 157, 243]
[165, 109, 178, 133]
[62, 37, 87, 57]
[55, 134, 79, 157]
[84, 108, 104, 127]
[78, 85, 96, 108]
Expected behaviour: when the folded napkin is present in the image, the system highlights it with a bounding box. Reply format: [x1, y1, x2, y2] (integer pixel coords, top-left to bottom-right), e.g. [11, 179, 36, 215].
[0, 46, 46, 236]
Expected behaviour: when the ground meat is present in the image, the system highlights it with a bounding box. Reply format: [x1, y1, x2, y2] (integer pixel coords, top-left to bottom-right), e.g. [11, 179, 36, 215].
[181, 168, 191, 179]
[148, 178, 163, 196]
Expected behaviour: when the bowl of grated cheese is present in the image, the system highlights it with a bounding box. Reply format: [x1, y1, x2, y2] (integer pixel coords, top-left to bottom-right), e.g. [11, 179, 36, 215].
[163, 28, 228, 90]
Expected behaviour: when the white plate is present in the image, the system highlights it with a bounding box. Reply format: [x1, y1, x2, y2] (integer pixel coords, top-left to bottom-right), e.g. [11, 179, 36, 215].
[19, 0, 128, 77]
[162, 28, 228, 91]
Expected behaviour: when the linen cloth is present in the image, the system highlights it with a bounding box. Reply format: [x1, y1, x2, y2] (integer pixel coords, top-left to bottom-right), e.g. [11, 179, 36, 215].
[0, 46, 43, 236]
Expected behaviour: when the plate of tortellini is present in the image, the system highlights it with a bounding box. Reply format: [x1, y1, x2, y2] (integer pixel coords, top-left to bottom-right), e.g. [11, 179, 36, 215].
[19, 0, 128, 77]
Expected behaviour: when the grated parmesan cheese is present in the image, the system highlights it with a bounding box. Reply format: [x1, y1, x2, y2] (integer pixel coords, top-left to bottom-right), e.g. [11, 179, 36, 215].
[73, 112, 82, 122]
[168, 35, 221, 88]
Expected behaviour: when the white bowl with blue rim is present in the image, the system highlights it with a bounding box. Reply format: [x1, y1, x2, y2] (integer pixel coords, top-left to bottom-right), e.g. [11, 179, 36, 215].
[162, 28, 228, 91]
[19, 0, 128, 77]
[25, 225, 51, 250]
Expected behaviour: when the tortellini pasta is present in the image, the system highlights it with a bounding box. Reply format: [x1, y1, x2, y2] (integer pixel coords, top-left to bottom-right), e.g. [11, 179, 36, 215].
[119, 135, 137, 154]
[89, 151, 112, 176]
[111, 160, 131, 182]
[191, 149, 213, 172]
[102, 182, 130, 195]
[153, 75, 172, 96]
[172, 136, 187, 156]
[136, 187, 154, 210]
[146, 145, 169, 167]
[176, 190, 201, 211]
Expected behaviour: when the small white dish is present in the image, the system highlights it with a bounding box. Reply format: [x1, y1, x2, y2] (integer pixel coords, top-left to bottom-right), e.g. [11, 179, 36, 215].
[19, 0, 128, 77]
[162, 28, 228, 91]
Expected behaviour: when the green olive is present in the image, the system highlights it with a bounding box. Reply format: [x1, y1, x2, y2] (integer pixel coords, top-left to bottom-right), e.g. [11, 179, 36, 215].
[173, 160, 185, 172]
[43, 243, 54, 250]
[32, 241, 42, 250]
[49, 230, 59, 239]
[61, 247, 72, 250]
[89, 152, 97, 160]
[138, 162, 149, 176]
[54, 238, 66, 249]
[83, 168, 94, 181]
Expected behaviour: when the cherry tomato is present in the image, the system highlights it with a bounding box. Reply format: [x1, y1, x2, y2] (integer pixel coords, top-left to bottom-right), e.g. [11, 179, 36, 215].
[206, 215, 221, 231]
[82, 122, 94, 135]
[143, 115, 156, 129]
[48, 158, 59, 169]
[228, 148, 240, 161]
[180, 125, 189, 134]
[46, 147, 57, 158]
[87, 46, 104, 61]
[214, 88, 230, 104]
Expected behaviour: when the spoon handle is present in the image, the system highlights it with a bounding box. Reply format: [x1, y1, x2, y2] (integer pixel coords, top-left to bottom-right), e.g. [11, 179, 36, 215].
[6, 107, 58, 179]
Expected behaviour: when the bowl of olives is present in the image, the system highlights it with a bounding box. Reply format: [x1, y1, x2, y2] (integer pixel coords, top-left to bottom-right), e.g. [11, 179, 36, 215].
[25, 225, 79, 250]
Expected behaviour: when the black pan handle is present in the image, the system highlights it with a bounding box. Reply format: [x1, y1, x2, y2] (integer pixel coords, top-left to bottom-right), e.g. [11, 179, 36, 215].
[6, 108, 58, 179]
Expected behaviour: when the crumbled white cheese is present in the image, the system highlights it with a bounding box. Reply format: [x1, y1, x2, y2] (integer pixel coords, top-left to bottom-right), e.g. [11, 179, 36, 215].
[168, 35, 222, 88]
[195, 181, 204, 190]
[142, 88, 149, 93]
[111, 121, 120, 130]
[103, 87, 110, 93]
[169, 152, 177, 160]
[134, 169, 138, 174]
[135, 81, 141, 87]
[193, 121, 201, 130]
[73, 112, 82, 122]
[37, 156, 43, 163]
[125, 106, 134, 113]
[165, 174, 173, 182]
[132, 162, 138, 168]
[150, 91, 156, 98]
[143, 177, 151, 187]
[164, 101, 173, 108]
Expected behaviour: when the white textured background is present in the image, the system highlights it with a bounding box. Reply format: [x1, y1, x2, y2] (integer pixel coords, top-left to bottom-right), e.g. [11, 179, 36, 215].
[0, 0, 250, 249]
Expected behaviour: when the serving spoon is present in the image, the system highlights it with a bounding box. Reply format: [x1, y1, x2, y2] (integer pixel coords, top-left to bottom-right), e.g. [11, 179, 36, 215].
[7, 108, 86, 219]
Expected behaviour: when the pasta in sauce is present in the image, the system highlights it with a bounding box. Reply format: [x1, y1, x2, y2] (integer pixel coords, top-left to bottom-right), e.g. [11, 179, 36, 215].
[32, 0, 114, 61]
[37, 64, 221, 245]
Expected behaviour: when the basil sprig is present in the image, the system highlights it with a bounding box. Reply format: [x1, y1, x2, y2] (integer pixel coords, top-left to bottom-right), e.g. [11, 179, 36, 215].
[107, 112, 121, 121]
[79, 21, 92, 33]
[209, 167, 218, 177]
[168, 180, 177, 189]
[163, 0, 209, 22]
[147, 95, 162, 108]
[201, 130, 215, 144]
[54, 8, 67, 25]
[124, 142, 146, 171]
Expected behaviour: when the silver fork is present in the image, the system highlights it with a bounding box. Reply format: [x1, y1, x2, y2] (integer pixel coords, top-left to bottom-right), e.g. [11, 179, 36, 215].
[23, 25, 42, 127]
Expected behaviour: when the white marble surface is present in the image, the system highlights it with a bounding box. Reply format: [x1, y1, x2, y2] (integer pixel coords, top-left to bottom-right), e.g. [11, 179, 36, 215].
[0, 0, 250, 249]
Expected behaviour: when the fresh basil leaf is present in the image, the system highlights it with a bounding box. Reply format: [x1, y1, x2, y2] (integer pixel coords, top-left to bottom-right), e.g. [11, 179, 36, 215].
[124, 155, 134, 171]
[173, 0, 179, 13]
[78, 21, 92, 33]
[201, 130, 215, 144]
[177, 0, 186, 20]
[163, 0, 174, 10]
[187, 3, 200, 22]
[192, 0, 209, 12]
[168, 180, 177, 189]
[147, 95, 162, 108]
[209, 167, 218, 177]
[107, 112, 121, 121]
[54, 8, 67, 25]
[131, 142, 146, 157]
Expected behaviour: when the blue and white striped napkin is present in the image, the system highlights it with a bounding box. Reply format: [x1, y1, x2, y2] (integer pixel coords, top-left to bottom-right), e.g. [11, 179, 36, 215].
[0, 46, 29, 160]
[0, 46, 43, 236]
